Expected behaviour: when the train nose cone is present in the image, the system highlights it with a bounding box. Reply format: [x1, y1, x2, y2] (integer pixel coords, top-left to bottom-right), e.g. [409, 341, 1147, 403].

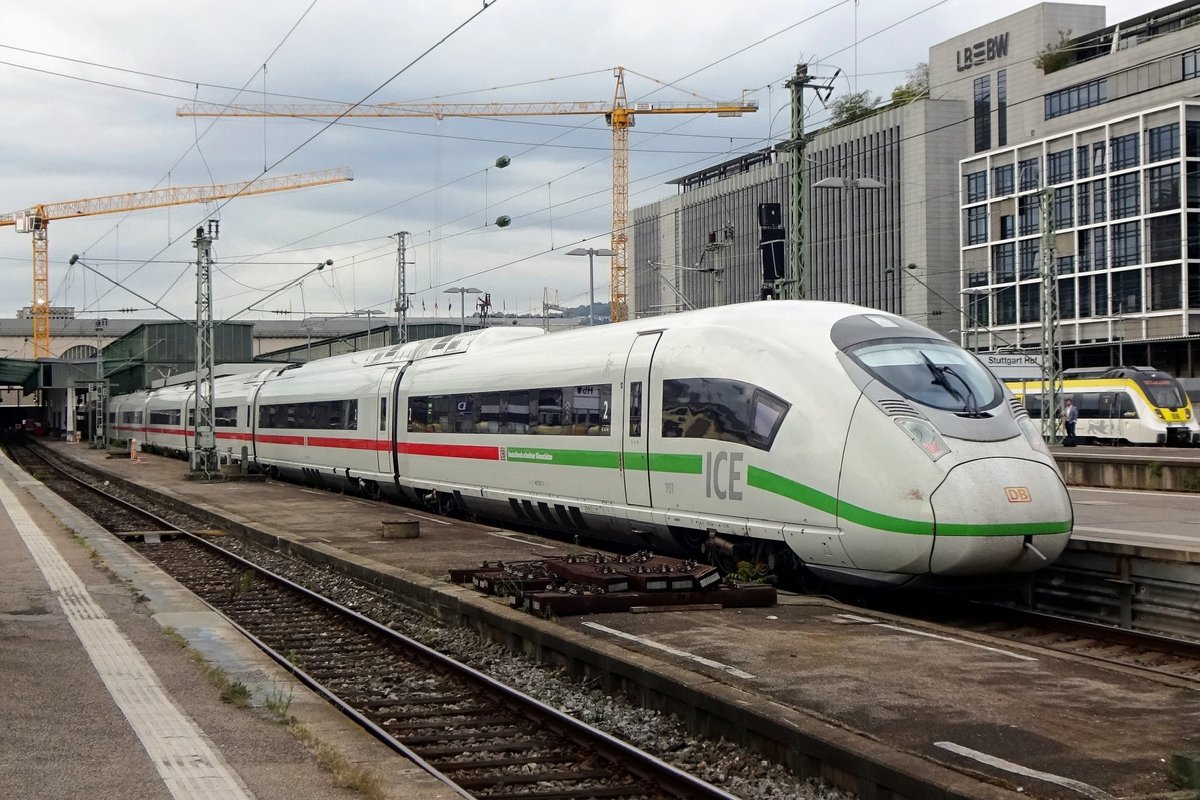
[928, 458, 1072, 575]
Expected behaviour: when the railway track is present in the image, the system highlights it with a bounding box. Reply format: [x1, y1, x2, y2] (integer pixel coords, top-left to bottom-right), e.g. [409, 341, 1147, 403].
[4, 439, 742, 800]
[17, 438, 1200, 691]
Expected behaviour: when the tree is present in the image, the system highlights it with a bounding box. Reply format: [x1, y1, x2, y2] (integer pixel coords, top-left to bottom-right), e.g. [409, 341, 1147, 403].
[829, 90, 880, 126]
[1034, 29, 1073, 73]
[891, 62, 929, 104]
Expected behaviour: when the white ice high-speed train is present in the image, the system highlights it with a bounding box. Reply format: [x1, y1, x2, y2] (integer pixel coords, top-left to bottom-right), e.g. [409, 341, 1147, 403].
[108, 301, 1073, 588]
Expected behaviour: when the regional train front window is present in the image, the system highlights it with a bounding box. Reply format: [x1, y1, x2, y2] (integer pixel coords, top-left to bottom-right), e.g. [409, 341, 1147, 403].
[850, 340, 1000, 413]
[1140, 377, 1186, 409]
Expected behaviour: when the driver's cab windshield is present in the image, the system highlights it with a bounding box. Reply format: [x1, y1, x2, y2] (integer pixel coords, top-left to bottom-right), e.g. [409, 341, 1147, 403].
[848, 339, 1001, 414]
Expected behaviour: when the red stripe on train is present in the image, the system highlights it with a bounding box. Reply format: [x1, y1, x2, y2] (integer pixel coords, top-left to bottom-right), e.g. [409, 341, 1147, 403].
[395, 441, 500, 460]
[307, 436, 390, 451]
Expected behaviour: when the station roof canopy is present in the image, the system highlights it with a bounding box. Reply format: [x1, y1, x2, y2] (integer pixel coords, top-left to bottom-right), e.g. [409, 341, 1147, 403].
[0, 356, 39, 389]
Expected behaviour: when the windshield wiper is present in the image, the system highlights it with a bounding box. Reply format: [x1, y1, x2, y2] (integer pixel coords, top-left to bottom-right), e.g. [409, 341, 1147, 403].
[920, 352, 981, 416]
[940, 364, 980, 417]
[920, 352, 964, 404]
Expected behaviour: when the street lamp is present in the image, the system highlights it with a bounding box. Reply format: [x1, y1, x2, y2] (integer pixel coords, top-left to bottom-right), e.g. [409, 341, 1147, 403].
[813, 176, 885, 305]
[566, 247, 614, 326]
[444, 287, 482, 332]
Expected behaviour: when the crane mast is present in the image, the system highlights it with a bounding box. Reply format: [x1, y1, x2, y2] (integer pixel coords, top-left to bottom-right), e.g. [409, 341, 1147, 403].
[0, 168, 353, 357]
[178, 68, 757, 322]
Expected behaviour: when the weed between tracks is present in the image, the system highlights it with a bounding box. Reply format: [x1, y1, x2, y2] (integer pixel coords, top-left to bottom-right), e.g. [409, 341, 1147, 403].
[162, 627, 385, 799]
[290, 723, 386, 800]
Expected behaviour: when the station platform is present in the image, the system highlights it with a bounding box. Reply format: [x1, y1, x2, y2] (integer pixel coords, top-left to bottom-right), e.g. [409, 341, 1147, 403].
[8, 439, 1200, 800]
[0, 447, 457, 800]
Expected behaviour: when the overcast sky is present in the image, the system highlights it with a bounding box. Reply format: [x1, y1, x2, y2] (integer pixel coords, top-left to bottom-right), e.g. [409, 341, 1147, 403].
[0, 0, 1147, 338]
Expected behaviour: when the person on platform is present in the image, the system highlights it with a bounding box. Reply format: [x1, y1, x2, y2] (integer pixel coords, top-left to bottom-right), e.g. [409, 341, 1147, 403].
[1063, 398, 1078, 447]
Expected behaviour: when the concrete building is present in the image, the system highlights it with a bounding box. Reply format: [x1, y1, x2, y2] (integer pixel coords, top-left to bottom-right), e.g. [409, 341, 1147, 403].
[953, 2, 1200, 373]
[630, 0, 1200, 374]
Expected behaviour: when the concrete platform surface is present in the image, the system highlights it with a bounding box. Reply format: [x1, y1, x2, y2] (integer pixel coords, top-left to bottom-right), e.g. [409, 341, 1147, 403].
[0, 448, 456, 800]
[28, 440, 1200, 799]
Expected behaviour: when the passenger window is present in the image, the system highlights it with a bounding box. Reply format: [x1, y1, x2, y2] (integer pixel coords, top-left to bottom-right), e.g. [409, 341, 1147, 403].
[662, 377, 790, 452]
[379, 397, 387, 431]
[629, 382, 642, 437]
[1115, 393, 1136, 418]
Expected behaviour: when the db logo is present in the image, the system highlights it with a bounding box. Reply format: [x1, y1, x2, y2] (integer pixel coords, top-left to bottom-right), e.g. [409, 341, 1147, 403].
[1005, 486, 1032, 503]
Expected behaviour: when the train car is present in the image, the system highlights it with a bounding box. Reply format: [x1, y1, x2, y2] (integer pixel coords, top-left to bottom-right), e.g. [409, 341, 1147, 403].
[205, 368, 280, 462]
[1006, 366, 1199, 445]
[143, 383, 191, 456]
[107, 390, 151, 444]
[108, 302, 1074, 588]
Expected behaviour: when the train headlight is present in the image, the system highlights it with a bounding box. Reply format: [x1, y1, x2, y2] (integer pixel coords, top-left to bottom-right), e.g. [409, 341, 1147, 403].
[1186, 408, 1192, 420]
[1155, 408, 1165, 419]
[1016, 415, 1051, 456]
[894, 418, 950, 462]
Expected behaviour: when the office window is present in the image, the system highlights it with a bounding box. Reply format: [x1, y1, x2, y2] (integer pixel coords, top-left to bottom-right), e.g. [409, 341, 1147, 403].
[1047, 150, 1073, 184]
[967, 206, 988, 244]
[1077, 145, 1090, 179]
[997, 69, 1007, 146]
[965, 171, 988, 203]
[1018, 195, 1040, 235]
[992, 164, 1014, 196]
[1000, 214, 1015, 239]
[1053, 187, 1073, 228]
[1148, 215, 1182, 262]
[1057, 255, 1076, 275]
[1058, 278, 1076, 318]
[1077, 229, 1091, 270]
[992, 242, 1015, 282]
[1185, 50, 1199, 80]
[1191, 213, 1200, 259]
[1093, 227, 1108, 270]
[1043, 78, 1108, 119]
[1111, 269, 1141, 313]
[1110, 133, 1139, 170]
[1112, 221, 1141, 267]
[1149, 264, 1182, 310]
[973, 75, 991, 152]
[1019, 158, 1040, 190]
[1148, 123, 1180, 162]
[1019, 284, 1040, 324]
[1092, 178, 1107, 222]
[1148, 164, 1180, 212]
[1092, 273, 1109, 317]
[1110, 172, 1140, 219]
[995, 286, 1016, 325]
[1189, 121, 1200, 158]
[1093, 142, 1106, 174]
[1019, 239, 1040, 279]
[1079, 272, 1093, 318]
[1078, 184, 1090, 225]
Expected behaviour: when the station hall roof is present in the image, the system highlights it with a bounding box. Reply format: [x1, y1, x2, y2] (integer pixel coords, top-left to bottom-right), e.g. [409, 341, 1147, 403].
[0, 357, 39, 388]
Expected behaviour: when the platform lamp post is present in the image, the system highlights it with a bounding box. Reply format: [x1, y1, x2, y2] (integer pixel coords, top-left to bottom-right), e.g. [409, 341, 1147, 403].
[566, 247, 614, 326]
[444, 287, 481, 332]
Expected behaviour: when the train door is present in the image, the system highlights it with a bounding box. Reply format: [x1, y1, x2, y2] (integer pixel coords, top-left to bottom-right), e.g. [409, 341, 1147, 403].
[621, 332, 660, 506]
[376, 367, 403, 475]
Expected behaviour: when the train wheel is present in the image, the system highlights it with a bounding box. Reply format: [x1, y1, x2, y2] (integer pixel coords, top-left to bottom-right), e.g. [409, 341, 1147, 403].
[361, 480, 381, 501]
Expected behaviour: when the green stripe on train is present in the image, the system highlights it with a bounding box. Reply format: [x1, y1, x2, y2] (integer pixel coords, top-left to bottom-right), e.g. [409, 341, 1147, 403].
[747, 466, 1070, 537]
[507, 447, 619, 468]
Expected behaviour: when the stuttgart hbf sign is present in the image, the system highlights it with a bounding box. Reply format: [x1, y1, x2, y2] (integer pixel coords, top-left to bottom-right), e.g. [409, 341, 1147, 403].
[977, 351, 1043, 380]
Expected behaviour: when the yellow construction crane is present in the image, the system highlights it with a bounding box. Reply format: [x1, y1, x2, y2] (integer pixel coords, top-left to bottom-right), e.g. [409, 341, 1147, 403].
[177, 67, 757, 323]
[0, 167, 353, 357]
